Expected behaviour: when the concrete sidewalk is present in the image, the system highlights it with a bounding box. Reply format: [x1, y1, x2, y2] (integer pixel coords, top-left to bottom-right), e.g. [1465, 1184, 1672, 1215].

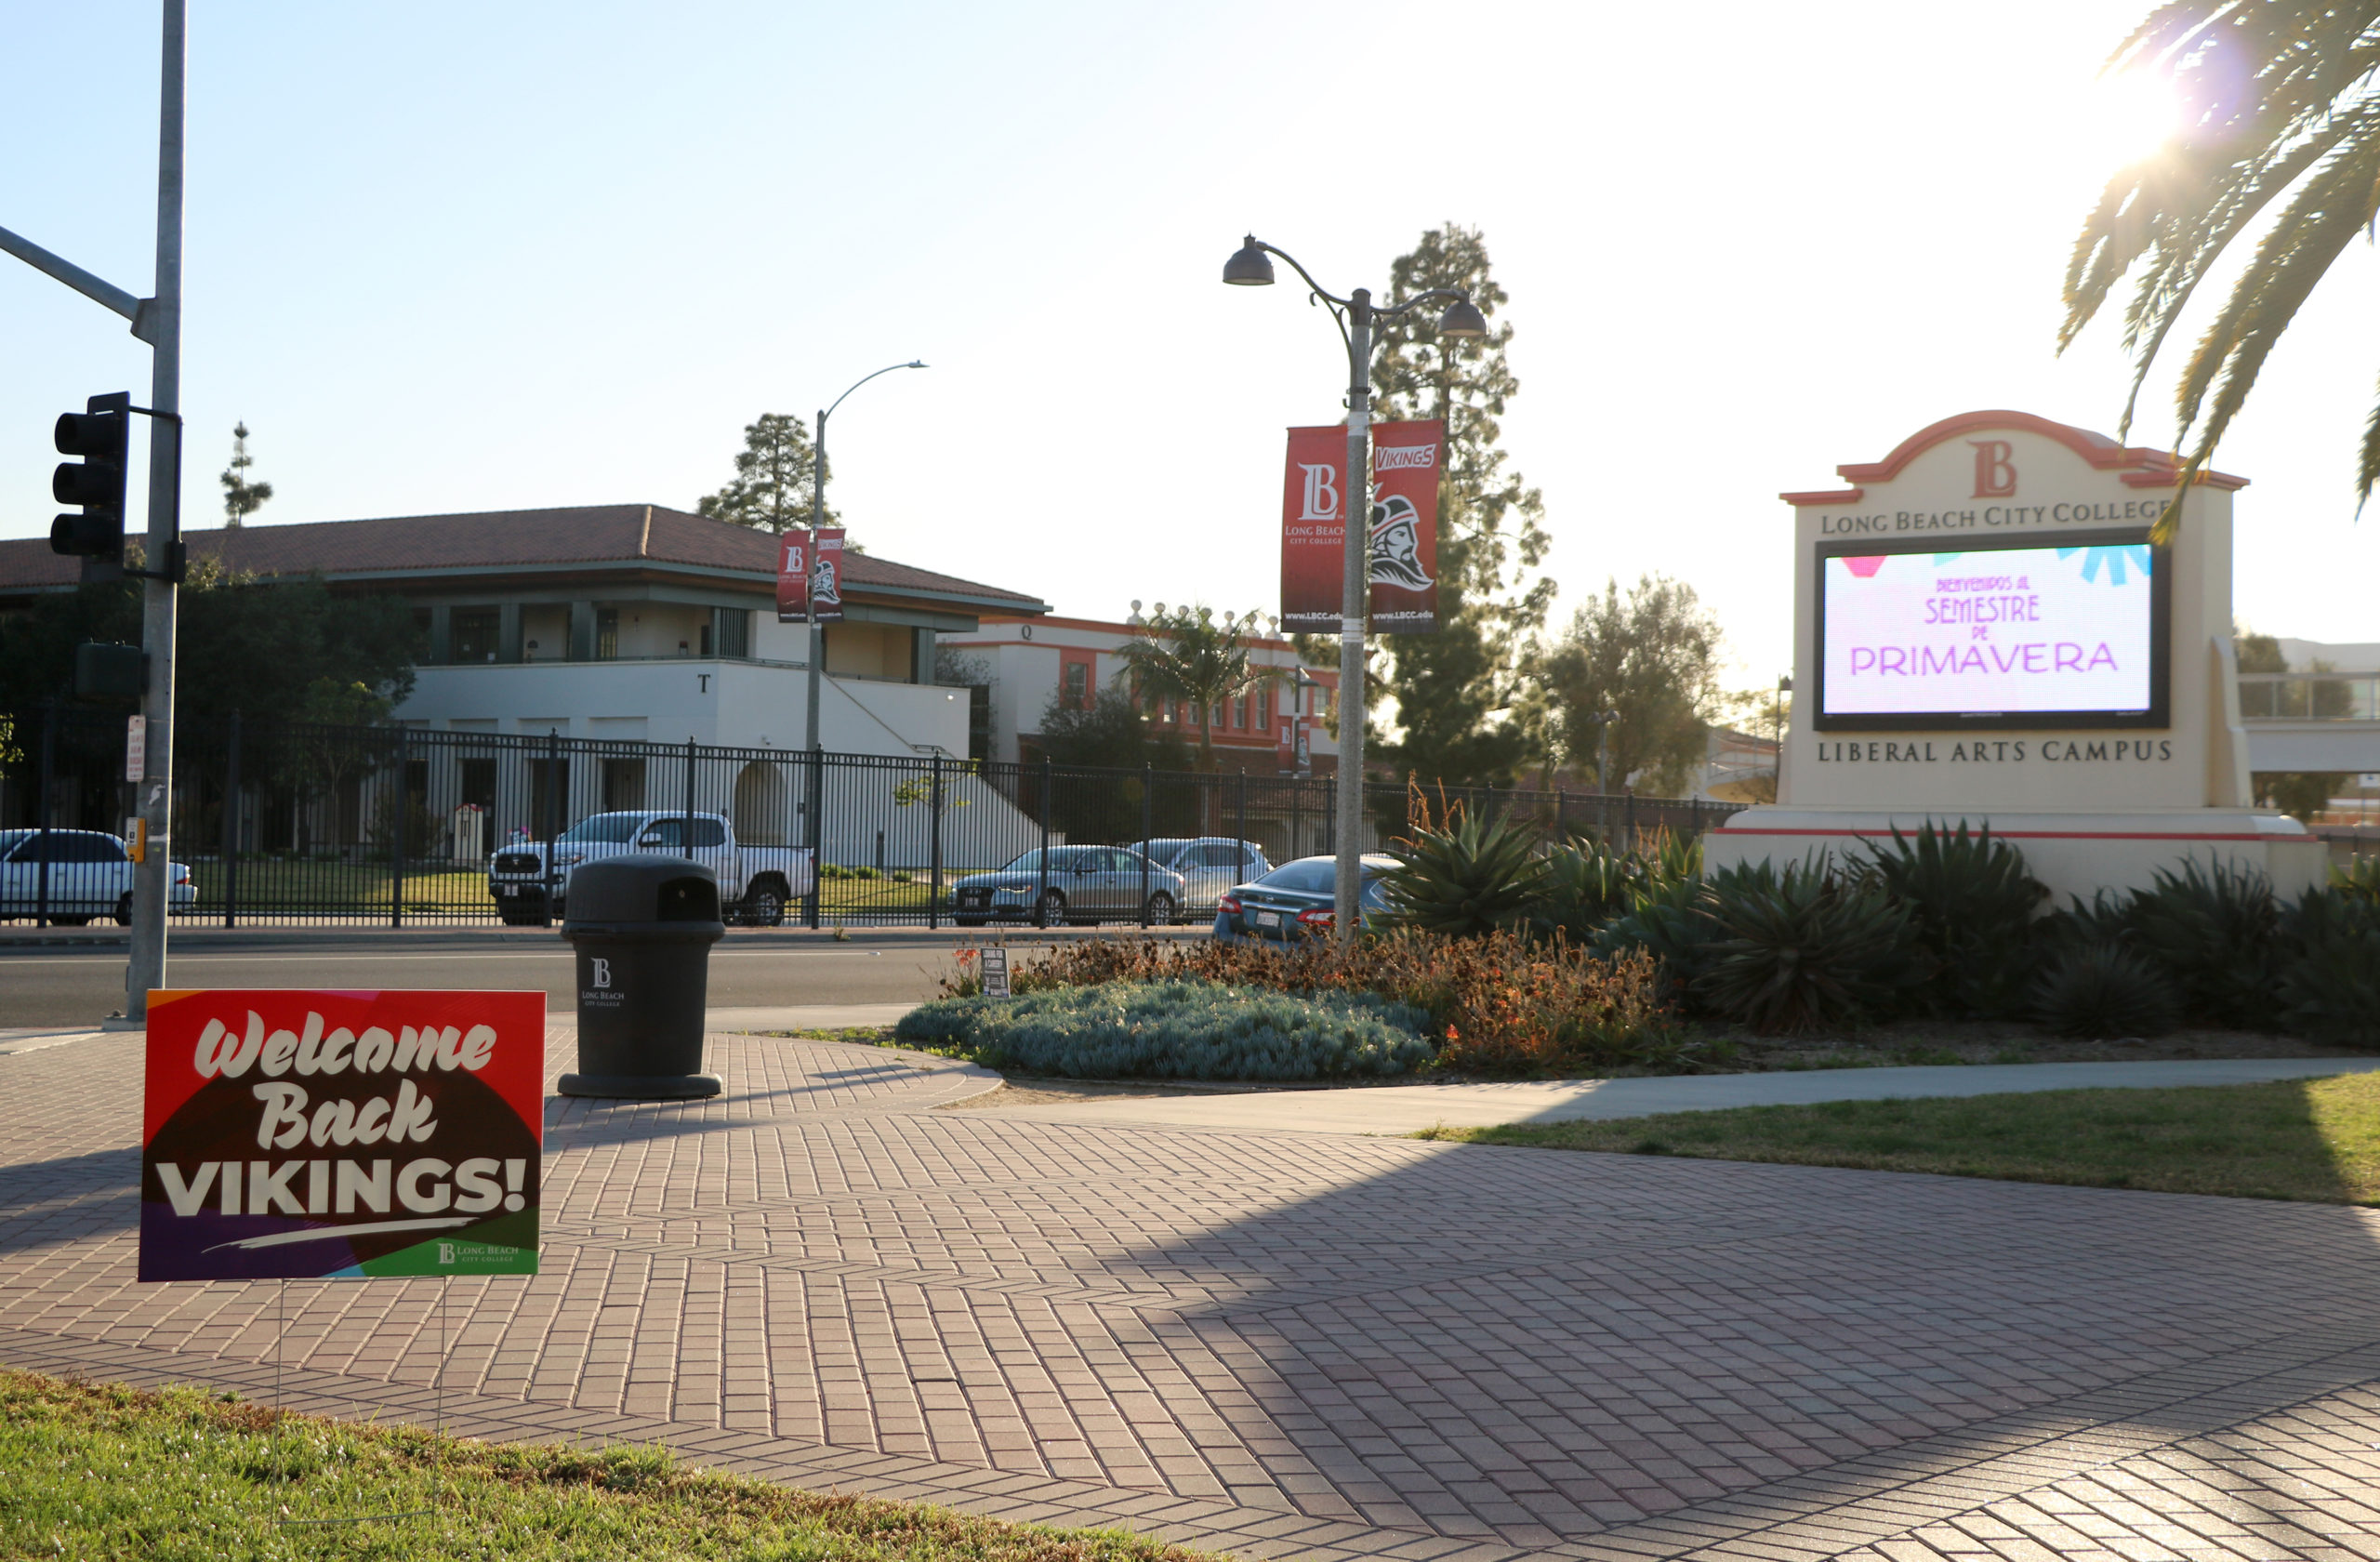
[977, 1055, 2380, 1135]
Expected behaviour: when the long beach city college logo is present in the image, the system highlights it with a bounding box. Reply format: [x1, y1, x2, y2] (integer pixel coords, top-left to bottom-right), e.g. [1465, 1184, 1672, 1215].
[781, 540, 805, 574]
[590, 958, 611, 989]
[1368, 495, 1434, 590]
[1970, 439, 2016, 498]
[1298, 463, 1341, 523]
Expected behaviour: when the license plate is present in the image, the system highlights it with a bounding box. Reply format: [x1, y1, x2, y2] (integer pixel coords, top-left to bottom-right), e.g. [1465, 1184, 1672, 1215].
[1254, 910, 1279, 928]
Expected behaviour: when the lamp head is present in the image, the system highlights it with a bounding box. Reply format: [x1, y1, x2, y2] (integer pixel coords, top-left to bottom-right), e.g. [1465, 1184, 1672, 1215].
[1223, 235, 1275, 286]
[1435, 296, 1488, 338]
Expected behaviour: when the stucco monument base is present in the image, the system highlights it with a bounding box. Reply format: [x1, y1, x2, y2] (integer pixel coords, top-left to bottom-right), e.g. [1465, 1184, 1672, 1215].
[1705, 806, 2325, 907]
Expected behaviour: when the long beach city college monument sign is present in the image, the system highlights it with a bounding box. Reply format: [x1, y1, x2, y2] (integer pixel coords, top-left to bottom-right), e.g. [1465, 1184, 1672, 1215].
[140, 989, 545, 1281]
[1705, 410, 2325, 900]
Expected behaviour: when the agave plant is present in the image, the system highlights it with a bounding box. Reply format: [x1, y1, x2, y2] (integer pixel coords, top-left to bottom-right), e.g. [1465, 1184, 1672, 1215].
[1862, 823, 2046, 1019]
[1690, 862, 1927, 1035]
[1379, 809, 1547, 938]
[1534, 836, 1639, 945]
[2277, 886, 2380, 1049]
[1592, 874, 1721, 1007]
[2030, 943, 2181, 1039]
[2127, 858, 2280, 1029]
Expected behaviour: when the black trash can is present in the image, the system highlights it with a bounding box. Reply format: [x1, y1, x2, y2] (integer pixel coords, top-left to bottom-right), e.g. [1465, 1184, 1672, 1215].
[557, 856, 726, 1100]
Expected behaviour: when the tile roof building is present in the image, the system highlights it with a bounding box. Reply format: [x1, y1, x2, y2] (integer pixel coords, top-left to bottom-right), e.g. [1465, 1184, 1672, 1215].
[0, 504, 1048, 759]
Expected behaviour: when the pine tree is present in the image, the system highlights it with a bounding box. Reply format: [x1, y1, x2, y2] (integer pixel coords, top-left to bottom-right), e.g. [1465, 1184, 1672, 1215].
[219, 421, 273, 529]
[1367, 224, 1554, 788]
[696, 413, 835, 532]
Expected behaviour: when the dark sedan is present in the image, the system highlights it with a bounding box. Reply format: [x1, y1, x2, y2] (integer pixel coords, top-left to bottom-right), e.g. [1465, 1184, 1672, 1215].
[950, 846, 1186, 926]
[1212, 854, 1401, 942]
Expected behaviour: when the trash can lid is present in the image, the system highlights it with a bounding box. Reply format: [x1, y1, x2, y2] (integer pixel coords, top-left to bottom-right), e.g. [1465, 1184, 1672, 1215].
[563, 855, 722, 924]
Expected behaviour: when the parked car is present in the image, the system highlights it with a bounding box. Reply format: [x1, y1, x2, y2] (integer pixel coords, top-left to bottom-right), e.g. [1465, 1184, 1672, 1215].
[949, 845, 1186, 927]
[487, 811, 814, 925]
[1130, 837, 1272, 913]
[1212, 853, 1400, 943]
[0, 828, 196, 925]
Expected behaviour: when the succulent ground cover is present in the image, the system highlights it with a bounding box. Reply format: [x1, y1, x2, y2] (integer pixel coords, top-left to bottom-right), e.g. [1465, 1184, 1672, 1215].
[1418, 1071, 2380, 1205]
[0, 1368, 1229, 1562]
[895, 979, 1435, 1080]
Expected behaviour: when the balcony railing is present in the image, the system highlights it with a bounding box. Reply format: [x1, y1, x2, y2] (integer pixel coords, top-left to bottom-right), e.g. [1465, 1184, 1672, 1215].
[2237, 672, 2380, 722]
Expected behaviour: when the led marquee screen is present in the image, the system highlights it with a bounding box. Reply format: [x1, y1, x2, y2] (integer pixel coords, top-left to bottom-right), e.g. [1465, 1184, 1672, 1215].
[1814, 532, 2170, 731]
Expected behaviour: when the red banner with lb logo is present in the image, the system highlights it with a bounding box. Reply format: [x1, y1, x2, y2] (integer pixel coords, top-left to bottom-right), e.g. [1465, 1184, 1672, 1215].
[775, 529, 811, 622]
[1280, 426, 1348, 633]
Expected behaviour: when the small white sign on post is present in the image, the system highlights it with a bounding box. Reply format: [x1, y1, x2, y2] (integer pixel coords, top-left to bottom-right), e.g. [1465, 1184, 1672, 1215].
[125, 715, 146, 783]
[979, 946, 1010, 999]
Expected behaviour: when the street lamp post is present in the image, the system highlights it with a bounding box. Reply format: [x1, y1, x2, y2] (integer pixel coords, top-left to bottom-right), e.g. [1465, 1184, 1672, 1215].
[800, 360, 925, 928]
[1773, 674, 1792, 801]
[1223, 235, 1486, 943]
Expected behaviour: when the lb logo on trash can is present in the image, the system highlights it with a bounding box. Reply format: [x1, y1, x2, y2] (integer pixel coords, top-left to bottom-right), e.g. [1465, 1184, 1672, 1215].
[581, 954, 623, 1010]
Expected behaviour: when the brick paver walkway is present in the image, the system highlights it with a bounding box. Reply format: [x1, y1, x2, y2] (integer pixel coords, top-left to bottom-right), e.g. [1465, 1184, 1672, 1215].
[6, 1030, 2380, 1560]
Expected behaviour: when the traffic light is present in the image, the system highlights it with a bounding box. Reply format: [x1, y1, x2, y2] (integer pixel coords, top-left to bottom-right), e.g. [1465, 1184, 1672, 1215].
[49, 391, 131, 564]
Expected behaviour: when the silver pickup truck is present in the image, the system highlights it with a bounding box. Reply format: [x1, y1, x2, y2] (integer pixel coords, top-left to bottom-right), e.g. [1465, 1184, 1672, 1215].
[487, 810, 814, 926]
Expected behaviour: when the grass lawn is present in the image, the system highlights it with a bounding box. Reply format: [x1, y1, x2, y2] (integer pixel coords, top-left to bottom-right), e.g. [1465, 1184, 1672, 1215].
[1416, 1071, 2380, 1204]
[189, 859, 496, 916]
[0, 1368, 1224, 1562]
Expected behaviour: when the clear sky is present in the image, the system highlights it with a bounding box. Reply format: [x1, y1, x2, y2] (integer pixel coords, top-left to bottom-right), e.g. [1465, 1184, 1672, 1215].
[6, 1, 2377, 702]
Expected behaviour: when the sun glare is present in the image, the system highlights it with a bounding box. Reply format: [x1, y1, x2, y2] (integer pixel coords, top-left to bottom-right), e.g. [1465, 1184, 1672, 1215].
[2073, 66, 2189, 172]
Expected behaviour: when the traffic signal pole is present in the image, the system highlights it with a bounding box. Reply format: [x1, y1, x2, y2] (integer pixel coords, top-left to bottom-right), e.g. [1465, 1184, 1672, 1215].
[0, 0, 185, 1022]
[131, 0, 186, 1023]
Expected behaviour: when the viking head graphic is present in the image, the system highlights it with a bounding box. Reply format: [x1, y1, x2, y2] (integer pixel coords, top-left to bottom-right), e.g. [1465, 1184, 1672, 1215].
[814, 554, 840, 604]
[1367, 494, 1434, 591]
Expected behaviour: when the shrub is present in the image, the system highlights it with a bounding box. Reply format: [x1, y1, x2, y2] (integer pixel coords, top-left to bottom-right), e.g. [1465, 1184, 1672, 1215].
[1691, 862, 1927, 1034]
[2030, 943, 2181, 1039]
[1381, 809, 1545, 937]
[2277, 888, 2380, 1048]
[966, 927, 1684, 1074]
[2127, 859, 2280, 1028]
[894, 979, 1435, 1079]
[1862, 823, 2045, 1018]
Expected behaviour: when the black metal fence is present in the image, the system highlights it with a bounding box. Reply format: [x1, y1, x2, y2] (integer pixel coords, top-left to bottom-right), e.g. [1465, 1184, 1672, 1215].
[0, 707, 1743, 929]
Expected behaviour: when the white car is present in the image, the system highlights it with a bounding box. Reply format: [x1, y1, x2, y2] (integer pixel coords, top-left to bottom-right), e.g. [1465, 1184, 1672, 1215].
[0, 828, 195, 925]
[487, 810, 815, 925]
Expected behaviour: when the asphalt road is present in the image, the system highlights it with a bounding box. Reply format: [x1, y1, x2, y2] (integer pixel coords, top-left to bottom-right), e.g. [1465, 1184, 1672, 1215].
[0, 929, 1122, 1028]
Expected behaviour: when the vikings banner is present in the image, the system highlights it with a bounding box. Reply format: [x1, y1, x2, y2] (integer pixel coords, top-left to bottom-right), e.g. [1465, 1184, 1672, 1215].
[1281, 422, 1443, 633]
[1280, 425, 1350, 632]
[140, 989, 545, 1281]
[813, 527, 847, 625]
[775, 529, 812, 622]
[1366, 419, 1443, 633]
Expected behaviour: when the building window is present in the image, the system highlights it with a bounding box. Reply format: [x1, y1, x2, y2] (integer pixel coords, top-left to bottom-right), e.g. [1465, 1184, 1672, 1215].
[1233, 693, 1248, 730]
[1258, 688, 1272, 728]
[713, 608, 750, 660]
[1062, 659, 1089, 710]
[596, 609, 618, 660]
[451, 609, 499, 664]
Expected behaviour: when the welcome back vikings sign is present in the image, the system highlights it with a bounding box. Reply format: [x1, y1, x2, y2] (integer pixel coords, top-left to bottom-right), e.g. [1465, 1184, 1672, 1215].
[139, 990, 545, 1281]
